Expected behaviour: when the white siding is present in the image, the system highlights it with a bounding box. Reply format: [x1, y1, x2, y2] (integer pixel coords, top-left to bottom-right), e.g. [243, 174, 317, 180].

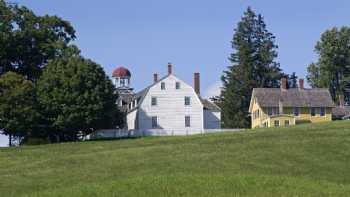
[204, 110, 221, 129]
[137, 75, 204, 134]
[127, 110, 137, 130]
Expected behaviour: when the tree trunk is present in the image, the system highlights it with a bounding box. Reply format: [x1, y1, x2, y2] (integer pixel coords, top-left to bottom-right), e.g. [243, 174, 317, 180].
[9, 134, 12, 147]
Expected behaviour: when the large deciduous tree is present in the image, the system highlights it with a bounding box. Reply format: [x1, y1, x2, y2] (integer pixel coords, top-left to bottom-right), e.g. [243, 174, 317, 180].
[36, 55, 123, 142]
[0, 0, 76, 81]
[307, 27, 350, 103]
[217, 7, 285, 128]
[0, 72, 38, 146]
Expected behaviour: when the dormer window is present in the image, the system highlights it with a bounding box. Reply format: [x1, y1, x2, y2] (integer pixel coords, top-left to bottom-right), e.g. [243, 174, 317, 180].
[310, 107, 316, 116]
[320, 107, 325, 116]
[161, 82, 166, 90]
[293, 107, 300, 116]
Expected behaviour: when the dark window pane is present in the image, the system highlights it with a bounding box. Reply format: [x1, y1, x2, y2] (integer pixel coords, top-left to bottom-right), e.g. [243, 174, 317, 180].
[185, 97, 191, 106]
[152, 97, 157, 106]
[176, 82, 180, 89]
[311, 107, 316, 116]
[185, 116, 191, 127]
[152, 116, 158, 128]
[320, 107, 325, 116]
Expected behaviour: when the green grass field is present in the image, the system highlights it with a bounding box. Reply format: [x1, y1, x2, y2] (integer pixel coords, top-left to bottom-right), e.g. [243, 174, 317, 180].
[1, 121, 350, 197]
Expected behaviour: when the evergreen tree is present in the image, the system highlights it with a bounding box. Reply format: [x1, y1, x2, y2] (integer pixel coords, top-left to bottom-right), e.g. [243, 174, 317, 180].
[218, 7, 284, 128]
[307, 27, 350, 103]
[287, 72, 298, 88]
[36, 54, 123, 142]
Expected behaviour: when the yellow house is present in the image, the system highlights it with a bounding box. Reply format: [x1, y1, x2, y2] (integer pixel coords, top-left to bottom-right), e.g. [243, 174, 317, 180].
[249, 79, 335, 129]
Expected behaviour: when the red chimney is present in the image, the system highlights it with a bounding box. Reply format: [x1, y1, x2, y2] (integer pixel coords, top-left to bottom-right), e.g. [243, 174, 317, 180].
[339, 95, 345, 107]
[167, 63, 172, 75]
[299, 78, 304, 89]
[281, 78, 287, 90]
[194, 73, 200, 95]
[153, 73, 158, 83]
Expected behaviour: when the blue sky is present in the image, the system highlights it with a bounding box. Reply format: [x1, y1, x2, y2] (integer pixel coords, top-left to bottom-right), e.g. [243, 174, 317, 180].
[1, 0, 349, 146]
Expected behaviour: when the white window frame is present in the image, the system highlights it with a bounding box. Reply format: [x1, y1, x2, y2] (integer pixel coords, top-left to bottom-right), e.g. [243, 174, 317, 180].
[185, 116, 191, 127]
[185, 96, 191, 106]
[176, 82, 181, 89]
[151, 97, 157, 106]
[285, 120, 290, 127]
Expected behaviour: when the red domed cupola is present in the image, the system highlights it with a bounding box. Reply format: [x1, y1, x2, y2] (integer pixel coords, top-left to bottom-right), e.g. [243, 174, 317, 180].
[112, 66, 131, 78]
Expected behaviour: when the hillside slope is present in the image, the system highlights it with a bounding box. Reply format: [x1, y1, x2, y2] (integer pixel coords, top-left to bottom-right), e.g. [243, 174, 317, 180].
[1, 121, 350, 196]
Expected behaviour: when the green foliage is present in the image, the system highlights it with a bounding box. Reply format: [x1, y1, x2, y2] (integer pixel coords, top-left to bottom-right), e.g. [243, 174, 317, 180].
[0, 0, 76, 81]
[218, 7, 285, 128]
[287, 72, 298, 88]
[0, 72, 38, 142]
[1, 121, 350, 196]
[36, 55, 123, 141]
[307, 27, 350, 102]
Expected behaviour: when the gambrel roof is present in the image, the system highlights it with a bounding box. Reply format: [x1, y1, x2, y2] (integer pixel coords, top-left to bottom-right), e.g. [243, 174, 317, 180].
[251, 88, 335, 110]
[128, 74, 221, 113]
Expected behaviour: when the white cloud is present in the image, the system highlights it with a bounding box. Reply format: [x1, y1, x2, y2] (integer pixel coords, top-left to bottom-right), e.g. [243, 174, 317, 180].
[204, 81, 222, 99]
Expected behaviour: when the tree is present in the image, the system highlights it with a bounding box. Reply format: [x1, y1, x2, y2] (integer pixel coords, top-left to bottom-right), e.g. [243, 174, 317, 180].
[307, 27, 350, 103]
[287, 72, 298, 88]
[217, 7, 285, 128]
[0, 72, 38, 146]
[36, 55, 123, 142]
[0, 0, 76, 81]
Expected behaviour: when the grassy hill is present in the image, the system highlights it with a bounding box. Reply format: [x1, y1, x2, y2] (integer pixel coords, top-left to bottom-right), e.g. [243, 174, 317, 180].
[1, 121, 350, 197]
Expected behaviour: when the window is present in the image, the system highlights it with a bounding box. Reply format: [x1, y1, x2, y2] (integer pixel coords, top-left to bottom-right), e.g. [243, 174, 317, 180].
[176, 82, 180, 89]
[274, 120, 280, 127]
[320, 107, 325, 117]
[268, 107, 272, 116]
[185, 116, 191, 127]
[185, 96, 191, 106]
[161, 82, 166, 90]
[152, 116, 158, 128]
[293, 107, 300, 116]
[151, 97, 157, 106]
[257, 109, 260, 118]
[310, 107, 316, 116]
[285, 120, 290, 127]
[120, 79, 125, 86]
[262, 122, 268, 128]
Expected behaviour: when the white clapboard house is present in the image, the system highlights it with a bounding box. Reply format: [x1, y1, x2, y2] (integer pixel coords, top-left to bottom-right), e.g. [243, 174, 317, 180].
[126, 63, 221, 135]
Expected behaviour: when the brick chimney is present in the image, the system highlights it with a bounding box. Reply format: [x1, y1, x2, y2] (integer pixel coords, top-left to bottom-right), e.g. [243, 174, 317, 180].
[281, 78, 287, 91]
[153, 73, 158, 83]
[299, 78, 304, 89]
[194, 73, 200, 95]
[339, 95, 345, 107]
[167, 63, 172, 75]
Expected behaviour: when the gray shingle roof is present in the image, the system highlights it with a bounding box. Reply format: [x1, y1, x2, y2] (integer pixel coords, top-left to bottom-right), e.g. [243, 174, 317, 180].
[201, 98, 221, 111]
[253, 88, 335, 108]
